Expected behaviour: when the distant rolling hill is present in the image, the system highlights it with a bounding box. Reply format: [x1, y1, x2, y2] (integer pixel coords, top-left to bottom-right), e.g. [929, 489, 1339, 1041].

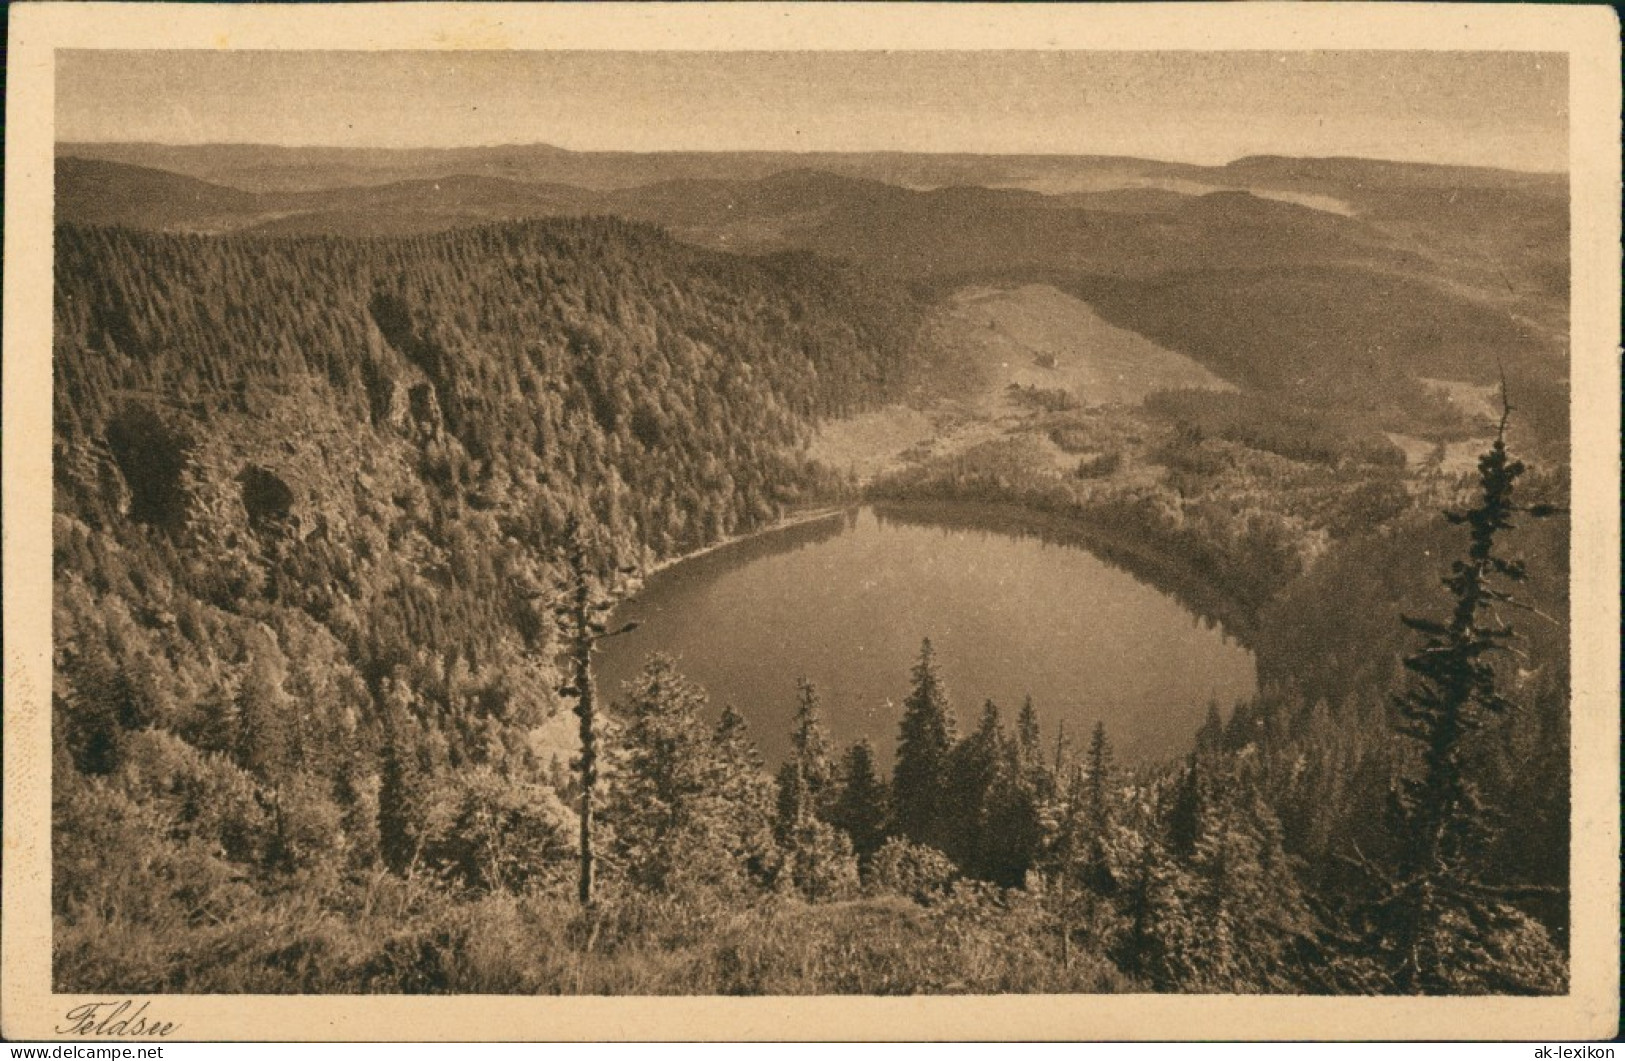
[55, 148, 1568, 437]
[57, 149, 1563, 299]
[55, 157, 265, 231]
[56, 141, 1225, 195]
[259, 176, 599, 237]
[57, 157, 600, 236]
[55, 157, 1440, 280]
[57, 140, 1565, 201]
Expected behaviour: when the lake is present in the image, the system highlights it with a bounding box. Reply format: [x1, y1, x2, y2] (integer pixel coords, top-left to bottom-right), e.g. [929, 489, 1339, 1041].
[596, 504, 1256, 767]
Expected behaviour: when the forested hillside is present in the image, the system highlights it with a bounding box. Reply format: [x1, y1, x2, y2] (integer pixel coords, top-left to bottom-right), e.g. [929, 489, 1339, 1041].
[50, 219, 934, 988]
[56, 220, 923, 541]
[50, 204, 1570, 996]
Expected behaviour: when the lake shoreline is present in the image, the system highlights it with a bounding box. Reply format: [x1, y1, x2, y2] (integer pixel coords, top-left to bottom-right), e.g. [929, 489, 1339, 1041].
[642, 504, 853, 579]
[641, 493, 1259, 647]
[867, 495, 1261, 646]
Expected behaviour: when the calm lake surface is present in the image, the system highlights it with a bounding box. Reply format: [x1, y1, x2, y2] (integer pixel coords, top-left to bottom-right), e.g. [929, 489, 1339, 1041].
[597, 505, 1256, 766]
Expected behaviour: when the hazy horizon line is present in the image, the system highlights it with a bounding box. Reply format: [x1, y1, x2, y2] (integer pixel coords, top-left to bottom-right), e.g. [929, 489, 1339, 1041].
[52, 138, 1570, 176]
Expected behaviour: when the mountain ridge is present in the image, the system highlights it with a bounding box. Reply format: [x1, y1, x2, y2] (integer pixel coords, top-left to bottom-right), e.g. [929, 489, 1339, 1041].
[57, 140, 1567, 196]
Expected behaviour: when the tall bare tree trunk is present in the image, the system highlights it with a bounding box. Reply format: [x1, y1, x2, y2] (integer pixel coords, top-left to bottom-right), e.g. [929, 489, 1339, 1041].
[1059, 871, 1071, 971]
[571, 570, 597, 907]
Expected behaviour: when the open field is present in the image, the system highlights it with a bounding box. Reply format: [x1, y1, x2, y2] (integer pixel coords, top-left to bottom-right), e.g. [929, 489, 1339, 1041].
[932, 284, 1235, 410]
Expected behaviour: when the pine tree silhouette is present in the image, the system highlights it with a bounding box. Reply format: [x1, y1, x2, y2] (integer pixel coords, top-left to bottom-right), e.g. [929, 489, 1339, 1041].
[891, 638, 956, 851]
[1373, 388, 1565, 993]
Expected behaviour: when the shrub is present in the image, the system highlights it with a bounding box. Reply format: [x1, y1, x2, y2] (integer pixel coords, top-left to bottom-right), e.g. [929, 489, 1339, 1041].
[868, 838, 959, 904]
[780, 818, 861, 902]
[425, 767, 574, 892]
[1074, 451, 1123, 479]
[1008, 383, 1080, 413]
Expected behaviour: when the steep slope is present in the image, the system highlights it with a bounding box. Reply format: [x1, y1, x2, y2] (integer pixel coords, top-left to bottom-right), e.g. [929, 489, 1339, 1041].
[56, 220, 925, 550]
[52, 219, 930, 978]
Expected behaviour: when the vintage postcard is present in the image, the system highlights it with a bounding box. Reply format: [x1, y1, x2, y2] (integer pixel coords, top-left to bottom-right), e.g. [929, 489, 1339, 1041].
[4, 2, 1619, 1042]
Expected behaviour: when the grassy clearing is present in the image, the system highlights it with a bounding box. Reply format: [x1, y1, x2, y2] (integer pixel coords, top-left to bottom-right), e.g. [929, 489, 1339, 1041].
[806, 406, 940, 482]
[1417, 377, 1501, 425]
[56, 877, 1132, 995]
[932, 284, 1235, 410]
[809, 283, 1233, 486]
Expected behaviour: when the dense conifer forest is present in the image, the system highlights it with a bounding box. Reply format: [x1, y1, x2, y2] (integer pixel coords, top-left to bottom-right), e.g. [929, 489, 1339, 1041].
[51, 215, 1570, 995]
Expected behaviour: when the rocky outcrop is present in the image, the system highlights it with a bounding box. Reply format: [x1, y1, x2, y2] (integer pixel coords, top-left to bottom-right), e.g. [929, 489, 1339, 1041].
[104, 404, 195, 529]
[238, 465, 298, 531]
[406, 383, 445, 443]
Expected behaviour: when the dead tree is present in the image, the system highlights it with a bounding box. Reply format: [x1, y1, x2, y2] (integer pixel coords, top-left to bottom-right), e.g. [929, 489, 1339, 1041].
[553, 516, 640, 906]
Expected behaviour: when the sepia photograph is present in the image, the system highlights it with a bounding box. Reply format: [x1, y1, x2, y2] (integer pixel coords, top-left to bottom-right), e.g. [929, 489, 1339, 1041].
[3, 2, 1619, 1043]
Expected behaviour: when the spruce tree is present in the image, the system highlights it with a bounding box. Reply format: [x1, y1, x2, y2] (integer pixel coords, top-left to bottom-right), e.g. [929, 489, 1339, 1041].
[943, 700, 1006, 875]
[1373, 398, 1565, 993]
[1016, 695, 1043, 775]
[790, 677, 835, 796]
[60, 640, 146, 776]
[775, 681, 864, 897]
[235, 628, 297, 780]
[711, 704, 780, 884]
[985, 711, 1046, 887]
[1171, 759, 1322, 992]
[830, 739, 889, 866]
[1114, 828, 1195, 990]
[606, 657, 780, 897]
[607, 655, 720, 891]
[1195, 699, 1225, 756]
[774, 760, 810, 846]
[776, 677, 836, 836]
[377, 705, 426, 875]
[1081, 721, 1117, 894]
[891, 638, 956, 852]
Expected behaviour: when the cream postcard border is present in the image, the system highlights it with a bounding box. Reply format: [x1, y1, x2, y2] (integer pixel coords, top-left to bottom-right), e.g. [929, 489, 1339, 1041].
[4, 2, 1619, 1042]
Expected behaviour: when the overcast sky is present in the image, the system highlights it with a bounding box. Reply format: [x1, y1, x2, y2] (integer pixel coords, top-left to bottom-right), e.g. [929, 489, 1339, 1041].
[58, 50, 1568, 171]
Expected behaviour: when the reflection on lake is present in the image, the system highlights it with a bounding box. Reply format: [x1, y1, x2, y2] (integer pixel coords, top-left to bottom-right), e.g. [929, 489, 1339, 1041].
[596, 505, 1256, 766]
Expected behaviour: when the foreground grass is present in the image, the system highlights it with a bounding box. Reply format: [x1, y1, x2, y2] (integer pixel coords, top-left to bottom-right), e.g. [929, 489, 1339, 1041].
[56, 876, 1133, 995]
